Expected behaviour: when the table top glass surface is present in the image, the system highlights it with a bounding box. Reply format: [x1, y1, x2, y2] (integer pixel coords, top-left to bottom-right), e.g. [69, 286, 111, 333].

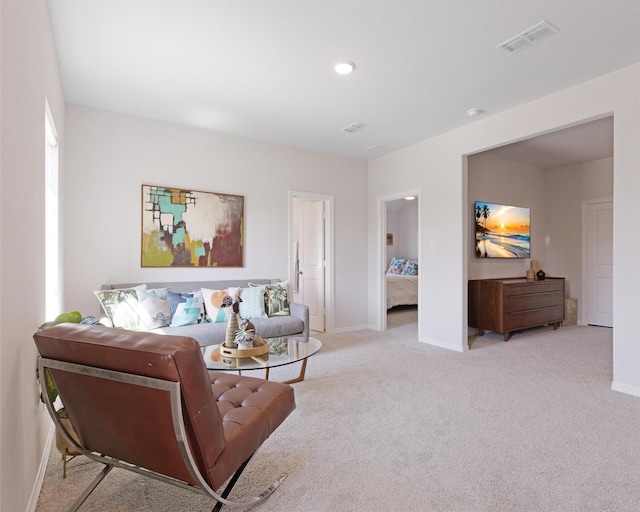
[204, 336, 322, 372]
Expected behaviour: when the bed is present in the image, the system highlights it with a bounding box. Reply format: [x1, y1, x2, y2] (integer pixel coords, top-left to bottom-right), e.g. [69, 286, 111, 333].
[385, 257, 419, 309]
[386, 274, 419, 309]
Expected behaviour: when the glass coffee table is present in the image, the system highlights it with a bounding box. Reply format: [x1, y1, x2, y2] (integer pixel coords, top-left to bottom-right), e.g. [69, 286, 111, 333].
[203, 336, 322, 384]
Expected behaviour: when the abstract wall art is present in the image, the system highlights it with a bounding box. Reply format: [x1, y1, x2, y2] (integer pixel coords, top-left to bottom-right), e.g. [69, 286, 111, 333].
[141, 185, 244, 267]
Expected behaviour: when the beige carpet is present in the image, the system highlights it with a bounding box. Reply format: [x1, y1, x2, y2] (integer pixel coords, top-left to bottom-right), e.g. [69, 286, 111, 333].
[35, 309, 640, 511]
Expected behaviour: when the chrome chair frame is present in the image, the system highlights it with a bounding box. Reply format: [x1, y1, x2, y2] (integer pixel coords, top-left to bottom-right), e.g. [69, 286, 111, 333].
[39, 357, 286, 512]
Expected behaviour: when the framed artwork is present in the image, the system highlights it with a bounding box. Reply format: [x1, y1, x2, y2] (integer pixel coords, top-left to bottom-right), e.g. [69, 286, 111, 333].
[474, 200, 530, 258]
[386, 233, 394, 246]
[141, 185, 244, 267]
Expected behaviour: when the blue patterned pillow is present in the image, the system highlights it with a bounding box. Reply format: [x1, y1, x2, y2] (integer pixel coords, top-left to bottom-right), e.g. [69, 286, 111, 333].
[402, 260, 418, 275]
[168, 291, 203, 327]
[387, 257, 407, 275]
[238, 286, 268, 319]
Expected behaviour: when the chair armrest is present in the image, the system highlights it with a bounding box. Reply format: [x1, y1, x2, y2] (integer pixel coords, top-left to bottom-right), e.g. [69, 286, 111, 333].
[289, 302, 309, 338]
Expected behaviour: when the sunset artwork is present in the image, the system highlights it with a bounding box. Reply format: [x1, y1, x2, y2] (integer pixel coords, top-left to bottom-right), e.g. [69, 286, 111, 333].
[474, 201, 530, 258]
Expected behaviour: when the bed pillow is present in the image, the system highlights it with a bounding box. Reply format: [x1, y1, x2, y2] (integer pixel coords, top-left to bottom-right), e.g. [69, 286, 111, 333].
[94, 285, 147, 330]
[402, 260, 418, 275]
[387, 257, 407, 275]
[135, 287, 172, 330]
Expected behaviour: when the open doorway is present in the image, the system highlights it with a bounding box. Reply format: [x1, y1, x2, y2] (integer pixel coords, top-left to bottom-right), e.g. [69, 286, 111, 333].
[289, 191, 334, 333]
[379, 191, 420, 332]
[466, 116, 613, 337]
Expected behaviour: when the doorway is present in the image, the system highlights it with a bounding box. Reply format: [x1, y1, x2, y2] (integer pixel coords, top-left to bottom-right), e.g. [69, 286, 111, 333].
[583, 199, 613, 327]
[289, 191, 334, 333]
[466, 116, 614, 332]
[379, 191, 420, 332]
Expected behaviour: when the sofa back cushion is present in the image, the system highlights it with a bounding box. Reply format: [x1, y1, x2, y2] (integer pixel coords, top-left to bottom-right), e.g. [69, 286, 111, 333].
[102, 279, 277, 294]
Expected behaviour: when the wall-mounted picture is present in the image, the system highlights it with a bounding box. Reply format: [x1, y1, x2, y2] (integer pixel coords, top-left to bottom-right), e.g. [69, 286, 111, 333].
[141, 185, 244, 267]
[474, 201, 530, 258]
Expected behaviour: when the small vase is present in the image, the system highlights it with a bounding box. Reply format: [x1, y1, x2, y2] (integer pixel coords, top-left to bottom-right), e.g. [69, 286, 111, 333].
[237, 341, 253, 350]
[225, 312, 239, 345]
[536, 269, 546, 280]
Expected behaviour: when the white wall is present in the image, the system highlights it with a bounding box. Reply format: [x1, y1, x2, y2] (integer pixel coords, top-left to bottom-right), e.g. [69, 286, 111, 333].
[368, 64, 640, 396]
[385, 199, 419, 267]
[0, 1, 65, 510]
[545, 157, 613, 323]
[467, 153, 547, 280]
[397, 200, 419, 262]
[63, 104, 369, 331]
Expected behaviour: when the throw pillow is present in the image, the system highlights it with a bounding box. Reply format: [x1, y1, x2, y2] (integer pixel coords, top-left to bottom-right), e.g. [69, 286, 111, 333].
[263, 281, 290, 317]
[402, 260, 418, 275]
[136, 287, 172, 330]
[238, 286, 268, 319]
[201, 287, 240, 323]
[387, 257, 407, 275]
[168, 291, 202, 327]
[94, 285, 147, 330]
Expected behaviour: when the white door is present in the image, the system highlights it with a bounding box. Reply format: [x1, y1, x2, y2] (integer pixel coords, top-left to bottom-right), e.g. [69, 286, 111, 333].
[585, 201, 613, 327]
[300, 200, 325, 332]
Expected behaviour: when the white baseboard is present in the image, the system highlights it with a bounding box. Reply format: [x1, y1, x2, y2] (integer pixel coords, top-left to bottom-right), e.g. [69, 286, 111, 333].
[611, 381, 640, 397]
[27, 423, 55, 512]
[419, 337, 467, 352]
[332, 324, 371, 334]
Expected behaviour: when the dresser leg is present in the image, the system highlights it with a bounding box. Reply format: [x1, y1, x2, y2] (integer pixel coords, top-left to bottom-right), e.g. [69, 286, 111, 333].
[478, 329, 485, 336]
[504, 332, 511, 342]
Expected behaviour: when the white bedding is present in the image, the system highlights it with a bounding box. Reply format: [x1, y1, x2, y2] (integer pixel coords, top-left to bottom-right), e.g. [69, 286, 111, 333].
[386, 274, 418, 309]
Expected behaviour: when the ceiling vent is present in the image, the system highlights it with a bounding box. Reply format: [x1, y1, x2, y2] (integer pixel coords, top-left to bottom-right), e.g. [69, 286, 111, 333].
[342, 121, 370, 133]
[496, 20, 559, 54]
[363, 144, 394, 157]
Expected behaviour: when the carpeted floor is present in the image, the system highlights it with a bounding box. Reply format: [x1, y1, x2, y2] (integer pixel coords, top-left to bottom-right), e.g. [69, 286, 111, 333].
[35, 309, 640, 511]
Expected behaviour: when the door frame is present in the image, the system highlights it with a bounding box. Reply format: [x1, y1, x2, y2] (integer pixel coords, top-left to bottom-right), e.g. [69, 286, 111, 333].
[378, 189, 421, 332]
[288, 190, 334, 333]
[581, 197, 613, 326]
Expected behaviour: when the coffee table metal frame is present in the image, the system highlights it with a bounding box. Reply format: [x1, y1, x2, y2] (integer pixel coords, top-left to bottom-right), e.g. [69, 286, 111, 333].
[204, 336, 322, 384]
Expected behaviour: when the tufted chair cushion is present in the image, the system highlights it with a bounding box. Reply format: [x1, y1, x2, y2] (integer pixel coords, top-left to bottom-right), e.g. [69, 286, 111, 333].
[207, 373, 295, 488]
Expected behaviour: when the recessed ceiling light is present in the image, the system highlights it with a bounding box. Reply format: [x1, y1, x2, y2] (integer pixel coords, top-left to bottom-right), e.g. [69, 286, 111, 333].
[334, 60, 356, 75]
[466, 108, 484, 117]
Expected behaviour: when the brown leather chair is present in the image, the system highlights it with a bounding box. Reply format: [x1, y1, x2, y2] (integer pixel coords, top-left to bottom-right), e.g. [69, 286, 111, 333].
[34, 324, 296, 511]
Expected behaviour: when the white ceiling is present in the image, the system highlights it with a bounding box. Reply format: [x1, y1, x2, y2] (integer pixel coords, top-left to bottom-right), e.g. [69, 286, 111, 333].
[483, 115, 614, 168]
[47, 1, 639, 161]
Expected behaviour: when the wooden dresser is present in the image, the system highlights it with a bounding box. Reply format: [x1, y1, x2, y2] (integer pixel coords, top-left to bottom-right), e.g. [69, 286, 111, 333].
[468, 277, 565, 341]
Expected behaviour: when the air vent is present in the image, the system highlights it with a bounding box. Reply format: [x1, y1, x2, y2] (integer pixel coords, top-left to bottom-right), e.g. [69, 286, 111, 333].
[342, 121, 370, 133]
[362, 144, 394, 157]
[497, 20, 559, 54]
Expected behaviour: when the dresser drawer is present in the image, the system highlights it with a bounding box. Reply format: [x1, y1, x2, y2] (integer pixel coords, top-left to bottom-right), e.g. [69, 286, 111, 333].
[503, 305, 564, 331]
[504, 291, 564, 313]
[504, 281, 564, 296]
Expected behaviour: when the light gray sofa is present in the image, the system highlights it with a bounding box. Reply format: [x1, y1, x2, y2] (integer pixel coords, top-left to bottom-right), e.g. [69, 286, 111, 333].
[99, 279, 309, 347]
